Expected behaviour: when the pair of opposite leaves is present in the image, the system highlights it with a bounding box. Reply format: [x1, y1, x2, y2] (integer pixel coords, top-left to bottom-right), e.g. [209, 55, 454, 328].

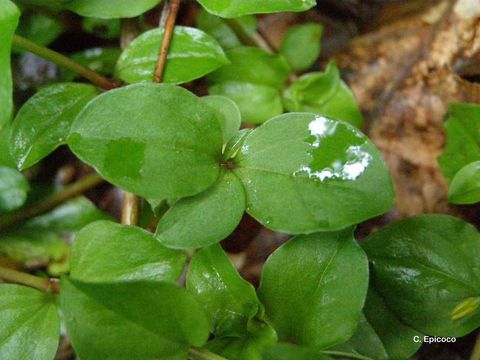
[64, 83, 394, 242]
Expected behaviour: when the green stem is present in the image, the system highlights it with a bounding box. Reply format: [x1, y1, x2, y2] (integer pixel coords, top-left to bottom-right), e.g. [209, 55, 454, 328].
[225, 19, 274, 53]
[470, 333, 480, 360]
[13, 34, 117, 90]
[0, 173, 104, 231]
[321, 350, 373, 360]
[0, 266, 60, 293]
[189, 348, 227, 360]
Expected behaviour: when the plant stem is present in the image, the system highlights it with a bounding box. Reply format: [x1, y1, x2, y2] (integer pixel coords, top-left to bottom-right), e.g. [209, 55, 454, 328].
[0, 266, 60, 293]
[471, 333, 480, 360]
[225, 19, 274, 53]
[321, 350, 373, 360]
[13, 34, 117, 90]
[153, 0, 181, 83]
[189, 348, 227, 360]
[121, 192, 140, 225]
[0, 173, 104, 231]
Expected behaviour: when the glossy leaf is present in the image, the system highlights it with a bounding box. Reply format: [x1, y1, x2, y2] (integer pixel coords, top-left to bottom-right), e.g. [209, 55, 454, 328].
[258, 229, 369, 348]
[116, 26, 228, 85]
[224, 129, 251, 161]
[234, 113, 393, 233]
[68, 83, 223, 199]
[0, 166, 29, 214]
[202, 95, 241, 144]
[61, 278, 211, 359]
[206, 320, 278, 360]
[197, 9, 257, 49]
[363, 214, 480, 337]
[65, 0, 162, 19]
[448, 161, 480, 204]
[208, 47, 290, 90]
[63, 48, 121, 82]
[71, 220, 186, 283]
[0, 284, 60, 360]
[263, 343, 332, 360]
[210, 82, 284, 125]
[361, 286, 422, 360]
[187, 244, 261, 337]
[197, 0, 316, 18]
[10, 83, 99, 170]
[0, 0, 20, 130]
[283, 63, 363, 128]
[16, 13, 64, 48]
[156, 171, 245, 249]
[438, 103, 480, 182]
[0, 126, 15, 168]
[280, 23, 323, 72]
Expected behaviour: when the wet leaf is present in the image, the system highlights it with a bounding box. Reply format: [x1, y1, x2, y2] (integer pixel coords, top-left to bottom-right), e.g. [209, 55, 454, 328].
[197, 0, 316, 18]
[234, 113, 393, 233]
[258, 229, 369, 348]
[283, 63, 363, 128]
[363, 214, 480, 337]
[0, 284, 60, 360]
[61, 278, 210, 359]
[10, 83, 99, 170]
[68, 83, 223, 199]
[0, 0, 20, 130]
[155, 171, 245, 249]
[70, 220, 186, 283]
[280, 23, 323, 72]
[65, 0, 162, 19]
[187, 244, 261, 337]
[116, 26, 228, 85]
[0, 166, 29, 214]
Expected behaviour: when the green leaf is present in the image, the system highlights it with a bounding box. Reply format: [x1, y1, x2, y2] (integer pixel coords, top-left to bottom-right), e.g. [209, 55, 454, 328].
[0, 166, 29, 214]
[263, 343, 332, 360]
[448, 160, 480, 204]
[0, 126, 16, 168]
[61, 277, 210, 359]
[70, 220, 186, 283]
[224, 129, 251, 161]
[0, 195, 109, 275]
[280, 23, 323, 72]
[68, 83, 223, 199]
[202, 95, 241, 144]
[333, 314, 389, 360]
[155, 171, 245, 249]
[0, 284, 60, 360]
[234, 113, 393, 233]
[283, 63, 363, 128]
[362, 214, 480, 337]
[10, 83, 99, 170]
[82, 17, 121, 40]
[208, 47, 290, 90]
[15, 13, 64, 48]
[116, 26, 228, 85]
[197, 9, 257, 49]
[438, 103, 480, 182]
[187, 244, 261, 337]
[361, 286, 422, 360]
[206, 320, 278, 360]
[62, 47, 121, 82]
[210, 82, 284, 125]
[258, 229, 369, 348]
[197, 0, 316, 18]
[65, 0, 162, 19]
[0, 0, 20, 131]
